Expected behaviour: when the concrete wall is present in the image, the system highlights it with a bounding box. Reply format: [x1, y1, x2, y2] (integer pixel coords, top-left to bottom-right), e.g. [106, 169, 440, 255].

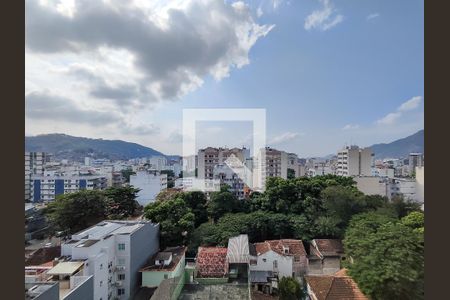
[354, 177, 388, 197]
[64, 275, 94, 300]
[130, 223, 160, 298]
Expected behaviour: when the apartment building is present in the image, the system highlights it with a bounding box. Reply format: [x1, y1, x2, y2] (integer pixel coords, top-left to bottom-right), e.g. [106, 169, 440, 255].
[60, 220, 160, 300]
[129, 171, 167, 206]
[25, 152, 50, 201]
[213, 163, 246, 199]
[254, 147, 288, 190]
[408, 152, 424, 175]
[197, 147, 250, 180]
[336, 146, 373, 177]
[30, 171, 107, 202]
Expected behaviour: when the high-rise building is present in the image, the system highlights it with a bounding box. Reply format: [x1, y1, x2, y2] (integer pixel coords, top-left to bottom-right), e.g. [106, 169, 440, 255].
[336, 146, 373, 177]
[254, 147, 288, 190]
[25, 152, 50, 202]
[197, 147, 250, 180]
[129, 171, 167, 206]
[408, 153, 424, 175]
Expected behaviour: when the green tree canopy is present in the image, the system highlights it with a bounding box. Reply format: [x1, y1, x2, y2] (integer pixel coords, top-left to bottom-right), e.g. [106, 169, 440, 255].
[344, 213, 424, 300]
[45, 190, 107, 234]
[278, 277, 303, 300]
[104, 186, 140, 219]
[144, 197, 195, 247]
[207, 186, 240, 223]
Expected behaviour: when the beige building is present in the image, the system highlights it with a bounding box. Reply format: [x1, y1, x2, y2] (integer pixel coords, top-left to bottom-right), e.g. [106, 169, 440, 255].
[254, 147, 288, 190]
[354, 176, 389, 198]
[197, 147, 250, 180]
[336, 146, 372, 177]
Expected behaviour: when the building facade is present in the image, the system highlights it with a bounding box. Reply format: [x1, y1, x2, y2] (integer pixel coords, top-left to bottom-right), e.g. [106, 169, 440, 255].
[30, 172, 107, 202]
[129, 171, 168, 206]
[336, 146, 373, 177]
[61, 220, 160, 300]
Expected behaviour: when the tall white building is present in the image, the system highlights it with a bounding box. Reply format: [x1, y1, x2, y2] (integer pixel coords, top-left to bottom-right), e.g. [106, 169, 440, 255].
[129, 171, 167, 206]
[149, 156, 168, 171]
[336, 146, 372, 177]
[25, 152, 49, 201]
[61, 220, 160, 300]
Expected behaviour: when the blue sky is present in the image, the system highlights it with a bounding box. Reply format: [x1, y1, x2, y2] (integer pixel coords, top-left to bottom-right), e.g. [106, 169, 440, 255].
[25, 0, 424, 157]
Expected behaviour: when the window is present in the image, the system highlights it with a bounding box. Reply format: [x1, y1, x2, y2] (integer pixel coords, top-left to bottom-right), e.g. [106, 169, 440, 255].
[164, 274, 169, 279]
[117, 288, 125, 296]
[117, 258, 125, 265]
[100, 264, 103, 270]
[118, 274, 125, 281]
[262, 258, 267, 263]
[273, 260, 278, 268]
[100, 281, 103, 287]
[118, 243, 125, 251]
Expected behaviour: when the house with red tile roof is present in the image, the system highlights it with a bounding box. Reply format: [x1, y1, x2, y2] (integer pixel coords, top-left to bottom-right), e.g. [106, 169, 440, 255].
[308, 239, 346, 275]
[250, 239, 308, 290]
[195, 247, 228, 278]
[305, 268, 368, 300]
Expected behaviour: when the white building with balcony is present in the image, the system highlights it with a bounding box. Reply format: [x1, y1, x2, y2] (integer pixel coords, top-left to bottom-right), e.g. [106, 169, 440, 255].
[60, 220, 160, 300]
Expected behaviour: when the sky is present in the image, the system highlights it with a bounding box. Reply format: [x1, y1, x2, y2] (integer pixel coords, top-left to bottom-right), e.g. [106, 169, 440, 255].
[25, 0, 424, 157]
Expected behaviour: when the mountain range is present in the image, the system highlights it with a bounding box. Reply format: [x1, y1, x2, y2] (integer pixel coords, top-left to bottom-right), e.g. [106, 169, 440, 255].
[25, 130, 424, 161]
[25, 134, 166, 161]
[370, 129, 424, 159]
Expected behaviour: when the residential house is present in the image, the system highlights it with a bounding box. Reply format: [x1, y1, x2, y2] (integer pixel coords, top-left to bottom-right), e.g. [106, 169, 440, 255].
[195, 247, 228, 278]
[307, 239, 345, 275]
[140, 246, 186, 288]
[226, 234, 257, 280]
[305, 269, 368, 300]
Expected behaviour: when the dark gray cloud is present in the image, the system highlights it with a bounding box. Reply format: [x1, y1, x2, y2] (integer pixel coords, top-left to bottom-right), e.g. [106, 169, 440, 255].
[26, 90, 160, 135]
[26, 0, 274, 105]
[66, 66, 140, 105]
[25, 91, 119, 125]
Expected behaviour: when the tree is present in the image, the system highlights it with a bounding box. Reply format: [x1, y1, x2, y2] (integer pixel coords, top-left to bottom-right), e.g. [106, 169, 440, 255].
[389, 196, 422, 218]
[207, 186, 240, 222]
[287, 168, 296, 179]
[121, 168, 136, 183]
[321, 186, 366, 227]
[278, 277, 303, 300]
[45, 190, 107, 233]
[313, 215, 342, 238]
[144, 197, 195, 247]
[344, 214, 424, 300]
[401, 211, 424, 234]
[180, 191, 209, 227]
[104, 186, 140, 219]
[344, 212, 397, 260]
[155, 188, 182, 202]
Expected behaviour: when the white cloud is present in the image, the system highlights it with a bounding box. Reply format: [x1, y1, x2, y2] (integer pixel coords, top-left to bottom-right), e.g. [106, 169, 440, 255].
[304, 0, 343, 31]
[25, 0, 275, 138]
[269, 132, 301, 145]
[366, 13, 380, 21]
[376, 112, 402, 125]
[342, 124, 359, 130]
[376, 96, 423, 125]
[272, 0, 284, 10]
[257, 6, 263, 18]
[398, 96, 422, 112]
